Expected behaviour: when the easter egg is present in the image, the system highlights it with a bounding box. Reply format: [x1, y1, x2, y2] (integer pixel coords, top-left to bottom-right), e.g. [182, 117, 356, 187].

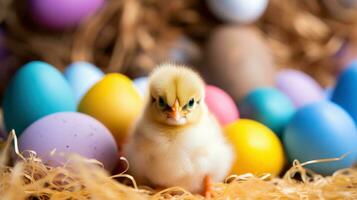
[276, 69, 324, 108]
[201, 26, 276, 103]
[333, 42, 357, 76]
[19, 112, 118, 171]
[240, 87, 295, 136]
[168, 36, 201, 66]
[64, 61, 104, 105]
[28, 0, 105, 29]
[331, 61, 357, 123]
[78, 73, 143, 146]
[0, 28, 12, 89]
[205, 85, 239, 125]
[207, 0, 268, 24]
[0, 28, 9, 60]
[132, 76, 148, 98]
[283, 101, 357, 175]
[324, 87, 334, 99]
[2, 61, 76, 135]
[225, 119, 285, 176]
[0, 108, 5, 139]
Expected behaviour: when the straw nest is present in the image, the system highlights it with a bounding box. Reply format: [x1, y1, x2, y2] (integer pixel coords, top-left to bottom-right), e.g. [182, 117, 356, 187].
[1, 131, 357, 200]
[1, 0, 357, 89]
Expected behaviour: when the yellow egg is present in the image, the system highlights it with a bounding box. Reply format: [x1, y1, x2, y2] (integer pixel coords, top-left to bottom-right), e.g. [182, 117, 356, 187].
[225, 119, 285, 176]
[78, 73, 143, 146]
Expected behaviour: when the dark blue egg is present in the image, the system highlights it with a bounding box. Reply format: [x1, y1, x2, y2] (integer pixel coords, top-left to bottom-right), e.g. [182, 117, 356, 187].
[283, 101, 357, 175]
[331, 60, 357, 123]
[2, 61, 76, 135]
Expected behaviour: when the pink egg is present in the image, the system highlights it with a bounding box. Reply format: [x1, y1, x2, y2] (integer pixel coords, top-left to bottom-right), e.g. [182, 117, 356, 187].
[205, 85, 239, 125]
[28, 0, 105, 29]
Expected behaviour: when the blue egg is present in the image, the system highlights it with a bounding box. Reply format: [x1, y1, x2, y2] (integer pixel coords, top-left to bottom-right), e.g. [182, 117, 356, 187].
[2, 61, 76, 135]
[132, 76, 148, 97]
[64, 61, 104, 105]
[331, 60, 357, 123]
[324, 87, 334, 99]
[283, 101, 357, 175]
[240, 87, 295, 137]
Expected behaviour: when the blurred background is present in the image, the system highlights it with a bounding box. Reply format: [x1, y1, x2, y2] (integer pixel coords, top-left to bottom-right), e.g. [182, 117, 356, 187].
[1, 0, 357, 90]
[1, 0, 357, 120]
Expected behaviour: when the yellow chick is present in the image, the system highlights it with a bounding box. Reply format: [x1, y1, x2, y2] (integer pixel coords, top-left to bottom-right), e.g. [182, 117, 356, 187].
[124, 64, 234, 194]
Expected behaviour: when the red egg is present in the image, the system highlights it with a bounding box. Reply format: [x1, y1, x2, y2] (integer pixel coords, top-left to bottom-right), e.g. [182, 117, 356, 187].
[205, 85, 239, 125]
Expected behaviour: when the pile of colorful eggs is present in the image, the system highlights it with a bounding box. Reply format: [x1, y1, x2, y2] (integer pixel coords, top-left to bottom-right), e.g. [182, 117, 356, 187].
[226, 61, 357, 176]
[2, 59, 357, 177]
[2, 61, 143, 171]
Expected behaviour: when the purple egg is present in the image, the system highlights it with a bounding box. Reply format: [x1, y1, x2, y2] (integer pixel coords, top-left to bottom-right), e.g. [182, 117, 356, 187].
[28, 0, 105, 29]
[19, 112, 118, 171]
[0, 109, 5, 139]
[333, 41, 357, 76]
[0, 29, 9, 59]
[276, 69, 324, 108]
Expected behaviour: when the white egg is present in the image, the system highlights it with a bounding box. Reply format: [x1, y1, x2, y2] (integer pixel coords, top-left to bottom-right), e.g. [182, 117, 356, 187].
[64, 61, 104, 105]
[133, 76, 148, 98]
[207, 0, 269, 24]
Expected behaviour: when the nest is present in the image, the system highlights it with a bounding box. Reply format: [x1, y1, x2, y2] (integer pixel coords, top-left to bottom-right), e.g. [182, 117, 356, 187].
[1, 0, 357, 90]
[1, 131, 357, 199]
[259, 0, 357, 86]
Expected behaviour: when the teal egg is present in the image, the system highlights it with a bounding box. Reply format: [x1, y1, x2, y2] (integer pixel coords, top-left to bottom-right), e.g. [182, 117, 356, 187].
[2, 61, 76, 135]
[240, 87, 295, 136]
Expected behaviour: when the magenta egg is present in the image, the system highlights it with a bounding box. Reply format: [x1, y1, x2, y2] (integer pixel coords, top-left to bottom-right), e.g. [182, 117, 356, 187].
[28, 0, 105, 29]
[19, 112, 118, 171]
[205, 85, 239, 125]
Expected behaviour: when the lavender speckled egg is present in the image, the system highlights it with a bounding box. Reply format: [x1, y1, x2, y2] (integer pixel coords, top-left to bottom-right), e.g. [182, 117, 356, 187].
[276, 69, 324, 108]
[19, 112, 118, 171]
[28, 0, 105, 29]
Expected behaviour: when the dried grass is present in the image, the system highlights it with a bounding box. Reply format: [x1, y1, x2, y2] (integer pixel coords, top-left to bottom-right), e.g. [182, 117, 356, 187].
[1, 131, 357, 200]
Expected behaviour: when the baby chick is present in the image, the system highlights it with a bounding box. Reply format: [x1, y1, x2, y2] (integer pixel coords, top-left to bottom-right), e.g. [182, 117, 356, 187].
[124, 64, 234, 194]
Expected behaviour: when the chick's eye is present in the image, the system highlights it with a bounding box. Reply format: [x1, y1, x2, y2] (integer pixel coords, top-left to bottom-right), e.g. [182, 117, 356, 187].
[158, 97, 166, 108]
[187, 98, 195, 108]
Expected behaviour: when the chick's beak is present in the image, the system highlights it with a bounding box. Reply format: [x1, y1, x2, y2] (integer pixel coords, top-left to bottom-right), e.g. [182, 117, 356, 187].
[168, 99, 181, 121]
